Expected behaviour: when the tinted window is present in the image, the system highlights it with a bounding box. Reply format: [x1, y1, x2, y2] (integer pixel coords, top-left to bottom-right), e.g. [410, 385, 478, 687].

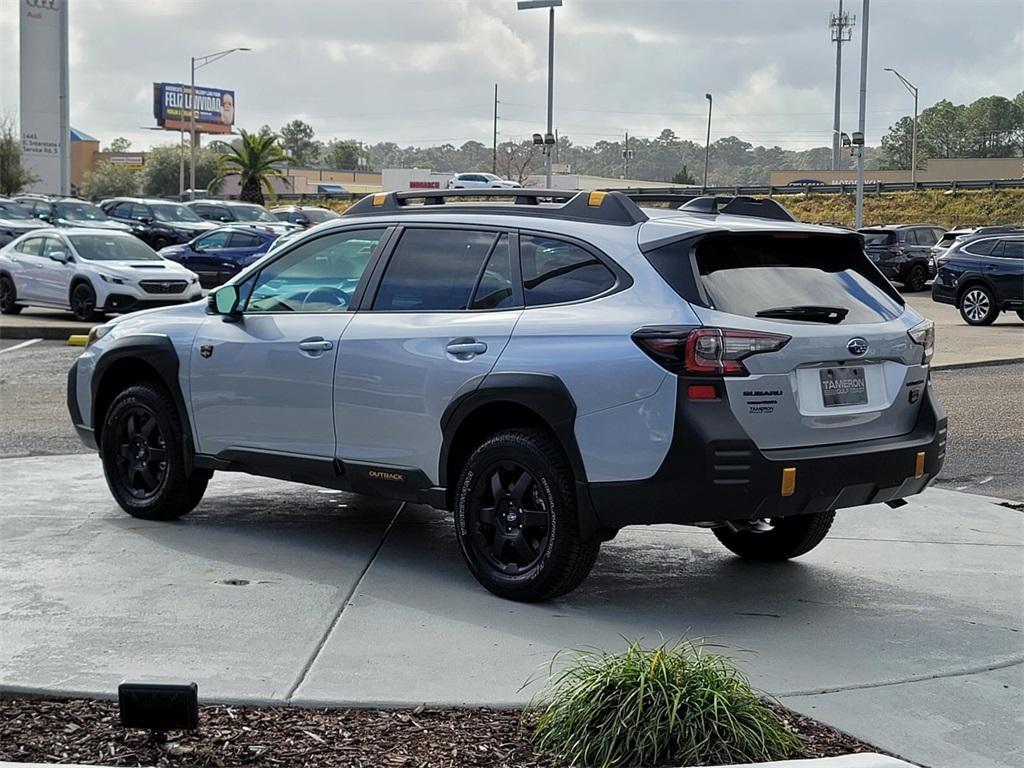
[521, 235, 616, 306]
[229, 204, 275, 222]
[900, 229, 917, 245]
[0, 201, 32, 219]
[248, 228, 386, 313]
[1000, 239, 1024, 259]
[303, 208, 338, 223]
[54, 201, 108, 222]
[151, 204, 203, 223]
[196, 230, 232, 249]
[374, 228, 497, 311]
[693, 234, 904, 325]
[964, 238, 998, 256]
[16, 236, 44, 256]
[860, 230, 896, 247]
[107, 202, 130, 218]
[915, 228, 937, 246]
[130, 204, 150, 220]
[68, 234, 161, 261]
[228, 231, 263, 248]
[470, 234, 515, 310]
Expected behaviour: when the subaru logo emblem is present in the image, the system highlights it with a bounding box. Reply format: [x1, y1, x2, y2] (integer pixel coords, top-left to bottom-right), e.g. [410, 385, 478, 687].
[846, 337, 869, 356]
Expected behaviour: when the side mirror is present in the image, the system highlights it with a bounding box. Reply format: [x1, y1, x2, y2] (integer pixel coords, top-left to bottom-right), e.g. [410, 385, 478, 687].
[138, 216, 153, 224]
[219, 215, 232, 223]
[211, 284, 241, 319]
[296, 218, 310, 227]
[37, 213, 50, 221]
[48, 250, 69, 263]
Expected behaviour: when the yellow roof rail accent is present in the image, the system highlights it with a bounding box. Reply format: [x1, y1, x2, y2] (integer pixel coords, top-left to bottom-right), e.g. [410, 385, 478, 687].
[372, 193, 387, 207]
[587, 190, 607, 207]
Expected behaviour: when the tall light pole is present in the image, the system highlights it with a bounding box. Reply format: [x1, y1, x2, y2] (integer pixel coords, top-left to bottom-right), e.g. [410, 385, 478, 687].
[189, 47, 250, 200]
[884, 67, 919, 186]
[854, 0, 869, 228]
[517, 0, 561, 187]
[829, 1, 855, 171]
[703, 93, 713, 192]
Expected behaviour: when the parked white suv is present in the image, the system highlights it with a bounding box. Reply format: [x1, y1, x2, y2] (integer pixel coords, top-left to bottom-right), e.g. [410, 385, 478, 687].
[447, 172, 522, 189]
[0, 228, 202, 321]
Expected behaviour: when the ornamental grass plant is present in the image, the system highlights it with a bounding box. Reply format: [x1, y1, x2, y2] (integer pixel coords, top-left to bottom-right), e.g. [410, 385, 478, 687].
[529, 640, 801, 768]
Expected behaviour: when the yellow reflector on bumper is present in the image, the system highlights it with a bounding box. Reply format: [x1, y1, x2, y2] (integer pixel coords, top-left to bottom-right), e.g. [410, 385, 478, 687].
[915, 451, 926, 478]
[587, 190, 607, 207]
[781, 467, 796, 497]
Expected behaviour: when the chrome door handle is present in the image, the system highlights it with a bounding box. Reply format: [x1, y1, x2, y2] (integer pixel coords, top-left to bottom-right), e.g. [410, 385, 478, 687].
[299, 338, 333, 353]
[446, 338, 487, 357]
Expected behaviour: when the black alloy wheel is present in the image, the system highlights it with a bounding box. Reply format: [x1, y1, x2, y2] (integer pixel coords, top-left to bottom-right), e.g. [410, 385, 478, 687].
[905, 263, 928, 292]
[71, 283, 98, 322]
[111, 405, 169, 501]
[0, 275, 21, 314]
[467, 461, 552, 576]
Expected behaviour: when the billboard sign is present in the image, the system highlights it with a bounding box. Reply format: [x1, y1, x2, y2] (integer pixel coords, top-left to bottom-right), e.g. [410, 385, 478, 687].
[153, 82, 235, 134]
[19, 0, 70, 194]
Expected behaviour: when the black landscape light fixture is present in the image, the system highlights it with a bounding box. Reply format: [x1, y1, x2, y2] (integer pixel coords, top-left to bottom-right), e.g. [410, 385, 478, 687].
[532, 132, 544, 145]
[119, 681, 199, 739]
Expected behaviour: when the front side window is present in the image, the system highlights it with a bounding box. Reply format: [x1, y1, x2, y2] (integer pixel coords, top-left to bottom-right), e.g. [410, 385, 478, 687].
[196, 231, 232, 250]
[54, 202, 108, 222]
[520, 234, 616, 307]
[68, 234, 161, 261]
[151, 204, 203, 223]
[999, 239, 1024, 259]
[373, 228, 498, 311]
[471, 234, 515, 310]
[248, 228, 387, 313]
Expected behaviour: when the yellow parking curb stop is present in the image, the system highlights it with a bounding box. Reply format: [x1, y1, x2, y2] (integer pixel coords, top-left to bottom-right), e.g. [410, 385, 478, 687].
[67, 335, 89, 347]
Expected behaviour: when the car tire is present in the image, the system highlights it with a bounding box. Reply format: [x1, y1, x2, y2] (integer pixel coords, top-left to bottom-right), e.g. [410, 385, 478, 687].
[152, 237, 169, 251]
[100, 382, 210, 521]
[453, 429, 600, 602]
[713, 511, 835, 561]
[70, 282, 102, 322]
[903, 263, 928, 292]
[0, 275, 22, 314]
[959, 285, 998, 326]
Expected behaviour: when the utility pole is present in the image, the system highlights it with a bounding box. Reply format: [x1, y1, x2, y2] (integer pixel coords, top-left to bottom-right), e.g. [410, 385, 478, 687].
[545, 4, 555, 187]
[622, 130, 630, 178]
[492, 83, 499, 175]
[830, 1, 855, 171]
[703, 93, 713, 192]
[855, 0, 869, 228]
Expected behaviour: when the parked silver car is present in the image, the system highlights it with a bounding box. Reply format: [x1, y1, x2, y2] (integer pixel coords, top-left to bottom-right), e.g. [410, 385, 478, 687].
[68, 190, 945, 601]
[447, 172, 521, 189]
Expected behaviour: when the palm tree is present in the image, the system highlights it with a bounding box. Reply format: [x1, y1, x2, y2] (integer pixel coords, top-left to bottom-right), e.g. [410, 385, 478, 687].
[209, 128, 295, 205]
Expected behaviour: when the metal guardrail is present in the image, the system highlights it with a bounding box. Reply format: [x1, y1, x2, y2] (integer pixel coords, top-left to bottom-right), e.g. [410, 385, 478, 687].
[605, 178, 1024, 197]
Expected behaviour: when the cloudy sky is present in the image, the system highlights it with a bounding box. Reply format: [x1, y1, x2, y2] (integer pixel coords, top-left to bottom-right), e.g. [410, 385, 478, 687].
[1, 0, 1021, 152]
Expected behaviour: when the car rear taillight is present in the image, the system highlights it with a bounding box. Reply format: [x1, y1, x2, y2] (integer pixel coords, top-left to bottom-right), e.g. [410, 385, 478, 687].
[632, 327, 790, 376]
[908, 319, 935, 365]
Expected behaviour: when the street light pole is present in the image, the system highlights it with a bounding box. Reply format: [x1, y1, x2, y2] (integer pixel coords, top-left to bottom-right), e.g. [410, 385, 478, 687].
[884, 67, 919, 186]
[517, 0, 561, 188]
[189, 47, 250, 200]
[703, 93, 712, 192]
[854, 0, 869, 229]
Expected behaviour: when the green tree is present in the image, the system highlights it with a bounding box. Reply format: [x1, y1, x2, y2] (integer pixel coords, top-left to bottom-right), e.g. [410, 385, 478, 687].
[82, 162, 139, 199]
[322, 139, 362, 170]
[279, 119, 320, 166]
[104, 137, 132, 153]
[879, 116, 917, 169]
[140, 142, 220, 198]
[918, 99, 966, 159]
[0, 116, 38, 195]
[209, 128, 295, 205]
[671, 165, 696, 185]
[963, 95, 1022, 156]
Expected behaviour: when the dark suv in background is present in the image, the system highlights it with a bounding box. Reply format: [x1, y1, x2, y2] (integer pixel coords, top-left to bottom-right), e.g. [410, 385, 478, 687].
[100, 198, 217, 250]
[185, 200, 296, 235]
[932, 231, 1024, 325]
[13, 196, 132, 233]
[859, 224, 945, 292]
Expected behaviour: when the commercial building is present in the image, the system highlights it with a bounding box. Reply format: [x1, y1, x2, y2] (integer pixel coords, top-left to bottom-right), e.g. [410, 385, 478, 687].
[771, 157, 1024, 186]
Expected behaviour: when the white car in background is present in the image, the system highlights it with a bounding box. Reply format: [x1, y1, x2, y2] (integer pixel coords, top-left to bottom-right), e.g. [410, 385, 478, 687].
[0, 228, 202, 322]
[447, 172, 522, 189]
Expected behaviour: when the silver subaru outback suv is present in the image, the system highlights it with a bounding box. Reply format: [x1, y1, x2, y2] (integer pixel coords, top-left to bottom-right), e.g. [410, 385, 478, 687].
[68, 189, 946, 602]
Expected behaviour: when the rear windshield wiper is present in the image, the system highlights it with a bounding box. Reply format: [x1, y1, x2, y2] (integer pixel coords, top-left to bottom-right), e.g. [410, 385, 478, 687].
[755, 305, 849, 324]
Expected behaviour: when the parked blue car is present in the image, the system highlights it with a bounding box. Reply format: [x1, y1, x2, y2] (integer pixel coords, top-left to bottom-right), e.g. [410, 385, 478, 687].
[158, 226, 278, 288]
[932, 230, 1023, 325]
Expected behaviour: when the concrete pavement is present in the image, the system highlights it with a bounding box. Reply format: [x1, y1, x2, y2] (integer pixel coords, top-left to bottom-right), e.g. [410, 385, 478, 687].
[1, 453, 1020, 768]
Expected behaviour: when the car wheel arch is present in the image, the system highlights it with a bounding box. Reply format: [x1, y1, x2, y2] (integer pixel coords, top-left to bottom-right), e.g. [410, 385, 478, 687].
[956, 276, 997, 305]
[91, 335, 197, 475]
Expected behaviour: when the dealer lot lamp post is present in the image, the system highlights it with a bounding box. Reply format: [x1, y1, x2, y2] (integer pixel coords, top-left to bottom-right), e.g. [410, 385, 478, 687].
[189, 48, 249, 200]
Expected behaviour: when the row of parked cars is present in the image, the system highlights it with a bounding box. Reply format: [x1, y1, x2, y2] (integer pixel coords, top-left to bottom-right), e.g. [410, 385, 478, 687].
[0, 194, 343, 320]
[856, 222, 1022, 325]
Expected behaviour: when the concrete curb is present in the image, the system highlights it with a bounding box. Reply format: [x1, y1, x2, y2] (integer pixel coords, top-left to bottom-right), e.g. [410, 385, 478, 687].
[932, 356, 1024, 371]
[0, 323, 94, 341]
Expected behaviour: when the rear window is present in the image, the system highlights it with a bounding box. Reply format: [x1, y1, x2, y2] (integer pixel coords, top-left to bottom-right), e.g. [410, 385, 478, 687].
[647, 234, 905, 325]
[859, 230, 896, 247]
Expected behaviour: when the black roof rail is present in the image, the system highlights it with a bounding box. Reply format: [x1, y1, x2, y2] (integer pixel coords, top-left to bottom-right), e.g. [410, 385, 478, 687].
[678, 195, 798, 222]
[343, 188, 648, 226]
[608, 191, 701, 207]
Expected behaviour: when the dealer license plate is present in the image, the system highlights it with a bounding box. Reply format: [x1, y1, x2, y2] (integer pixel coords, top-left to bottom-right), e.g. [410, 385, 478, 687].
[819, 366, 868, 407]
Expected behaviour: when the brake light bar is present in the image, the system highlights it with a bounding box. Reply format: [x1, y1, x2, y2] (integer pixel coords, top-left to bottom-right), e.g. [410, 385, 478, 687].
[632, 326, 791, 376]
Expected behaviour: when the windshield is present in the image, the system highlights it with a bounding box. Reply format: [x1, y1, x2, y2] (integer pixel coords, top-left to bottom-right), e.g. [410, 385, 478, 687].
[859, 230, 896, 247]
[68, 233, 162, 261]
[55, 202, 109, 222]
[304, 208, 339, 223]
[0, 201, 33, 219]
[230, 205, 277, 222]
[151, 204, 204, 223]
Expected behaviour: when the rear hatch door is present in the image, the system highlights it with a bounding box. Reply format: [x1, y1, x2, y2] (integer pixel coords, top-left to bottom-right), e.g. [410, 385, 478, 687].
[685, 232, 928, 450]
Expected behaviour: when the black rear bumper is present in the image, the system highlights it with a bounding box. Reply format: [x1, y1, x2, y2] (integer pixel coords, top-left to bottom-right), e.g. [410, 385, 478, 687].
[586, 379, 947, 529]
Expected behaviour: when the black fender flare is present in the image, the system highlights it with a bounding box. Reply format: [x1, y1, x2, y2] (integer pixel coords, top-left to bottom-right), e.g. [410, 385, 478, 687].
[91, 333, 197, 476]
[439, 372, 604, 541]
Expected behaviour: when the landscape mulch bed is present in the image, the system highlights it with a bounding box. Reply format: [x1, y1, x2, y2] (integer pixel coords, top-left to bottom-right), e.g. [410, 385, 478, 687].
[0, 696, 877, 767]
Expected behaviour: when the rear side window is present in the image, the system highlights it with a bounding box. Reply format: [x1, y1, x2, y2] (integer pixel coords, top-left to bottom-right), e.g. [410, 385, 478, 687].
[1000, 239, 1024, 259]
[16, 236, 44, 256]
[228, 232, 263, 248]
[964, 238, 998, 256]
[373, 228, 498, 311]
[688, 234, 904, 324]
[520, 235, 616, 306]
